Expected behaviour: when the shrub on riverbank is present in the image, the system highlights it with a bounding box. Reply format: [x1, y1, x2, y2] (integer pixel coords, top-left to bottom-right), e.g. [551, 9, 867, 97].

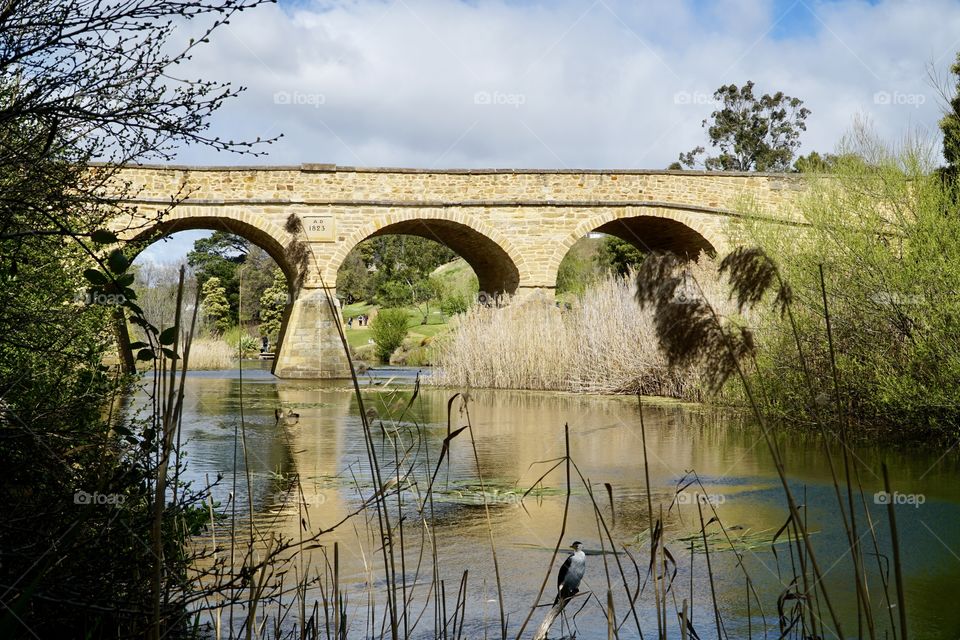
[742, 132, 960, 437]
[371, 308, 410, 362]
[429, 257, 735, 397]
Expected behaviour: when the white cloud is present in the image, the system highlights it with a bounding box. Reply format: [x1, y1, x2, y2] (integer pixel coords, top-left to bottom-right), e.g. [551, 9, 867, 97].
[168, 0, 960, 169]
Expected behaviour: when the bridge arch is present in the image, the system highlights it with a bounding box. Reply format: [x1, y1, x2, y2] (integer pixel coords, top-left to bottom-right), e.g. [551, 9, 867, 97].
[549, 205, 728, 287]
[125, 209, 303, 377]
[125, 209, 300, 288]
[325, 211, 527, 295]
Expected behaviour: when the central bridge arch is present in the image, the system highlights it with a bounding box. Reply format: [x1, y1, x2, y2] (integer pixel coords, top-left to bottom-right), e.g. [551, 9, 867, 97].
[325, 211, 527, 296]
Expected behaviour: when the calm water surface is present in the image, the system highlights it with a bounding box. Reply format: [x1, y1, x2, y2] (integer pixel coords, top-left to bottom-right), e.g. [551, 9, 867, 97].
[171, 365, 960, 639]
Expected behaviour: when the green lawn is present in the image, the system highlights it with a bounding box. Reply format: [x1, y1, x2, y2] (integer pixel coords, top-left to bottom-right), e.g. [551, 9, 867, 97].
[339, 258, 477, 361]
[342, 305, 452, 355]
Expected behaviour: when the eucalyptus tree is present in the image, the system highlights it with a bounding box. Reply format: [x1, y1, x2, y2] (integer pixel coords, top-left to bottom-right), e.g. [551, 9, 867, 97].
[679, 81, 810, 172]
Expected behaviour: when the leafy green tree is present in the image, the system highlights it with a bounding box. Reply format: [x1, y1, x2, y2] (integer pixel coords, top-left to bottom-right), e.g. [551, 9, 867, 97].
[259, 269, 288, 342]
[596, 237, 645, 277]
[201, 276, 232, 334]
[187, 231, 246, 314]
[371, 308, 409, 363]
[186, 234, 280, 322]
[336, 250, 374, 303]
[743, 136, 960, 436]
[350, 236, 457, 306]
[679, 81, 810, 172]
[440, 292, 469, 316]
[793, 151, 838, 173]
[240, 245, 280, 322]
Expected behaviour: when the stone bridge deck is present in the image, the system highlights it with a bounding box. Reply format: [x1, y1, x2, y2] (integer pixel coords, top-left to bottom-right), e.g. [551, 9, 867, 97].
[107, 164, 804, 378]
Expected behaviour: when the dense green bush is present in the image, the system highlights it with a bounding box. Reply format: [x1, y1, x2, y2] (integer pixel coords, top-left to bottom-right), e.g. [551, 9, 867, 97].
[742, 135, 960, 437]
[371, 309, 410, 362]
[440, 292, 469, 316]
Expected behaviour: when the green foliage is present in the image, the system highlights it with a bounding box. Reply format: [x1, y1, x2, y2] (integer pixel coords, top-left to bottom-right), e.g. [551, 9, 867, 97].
[680, 81, 810, 172]
[336, 250, 373, 303]
[556, 236, 604, 295]
[370, 308, 410, 363]
[941, 51, 960, 178]
[792, 151, 866, 173]
[337, 236, 457, 306]
[0, 0, 274, 632]
[440, 292, 469, 316]
[793, 151, 838, 173]
[258, 268, 288, 341]
[186, 233, 279, 322]
[596, 237, 645, 278]
[201, 276, 232, 334]
[743, 138, 960, 437]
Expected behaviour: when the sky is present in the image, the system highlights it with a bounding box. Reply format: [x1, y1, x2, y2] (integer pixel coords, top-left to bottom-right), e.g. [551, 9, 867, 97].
[140, 0, 960, 263]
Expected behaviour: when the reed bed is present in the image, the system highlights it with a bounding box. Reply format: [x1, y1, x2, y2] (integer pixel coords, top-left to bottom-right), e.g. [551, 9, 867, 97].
[429, 256, 735, 398]
[187, 337, 239, 370]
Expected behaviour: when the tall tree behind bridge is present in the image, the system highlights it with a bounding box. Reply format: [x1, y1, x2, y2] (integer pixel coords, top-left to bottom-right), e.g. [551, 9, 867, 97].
[186, 231, 278, 322]
[679, 81, 810, 172]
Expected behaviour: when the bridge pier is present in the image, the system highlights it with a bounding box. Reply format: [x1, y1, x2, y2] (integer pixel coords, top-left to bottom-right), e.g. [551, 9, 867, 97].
[273, 287, 352, 379]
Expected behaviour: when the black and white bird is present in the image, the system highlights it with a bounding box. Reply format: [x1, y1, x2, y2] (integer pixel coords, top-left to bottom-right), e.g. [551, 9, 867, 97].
[554, 541, 586, 605]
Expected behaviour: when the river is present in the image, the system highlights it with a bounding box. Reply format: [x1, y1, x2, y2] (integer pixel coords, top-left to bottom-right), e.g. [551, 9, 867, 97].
[170, 365, 960, 639]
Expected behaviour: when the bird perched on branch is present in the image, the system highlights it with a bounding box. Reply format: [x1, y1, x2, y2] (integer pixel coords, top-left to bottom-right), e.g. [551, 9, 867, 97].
[554, 541, 586, 605]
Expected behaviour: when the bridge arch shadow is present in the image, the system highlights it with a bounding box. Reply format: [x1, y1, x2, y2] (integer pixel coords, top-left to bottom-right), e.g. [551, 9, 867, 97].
[327, 214, 525, 296]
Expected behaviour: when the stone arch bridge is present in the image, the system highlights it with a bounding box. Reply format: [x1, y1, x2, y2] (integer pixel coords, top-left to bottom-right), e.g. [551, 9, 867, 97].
[111, 164, 803, 378]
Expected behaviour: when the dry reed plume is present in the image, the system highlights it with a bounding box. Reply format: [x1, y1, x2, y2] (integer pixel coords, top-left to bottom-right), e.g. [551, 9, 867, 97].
[429, 255, 735, 397]
[186, 338, 237, 370]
